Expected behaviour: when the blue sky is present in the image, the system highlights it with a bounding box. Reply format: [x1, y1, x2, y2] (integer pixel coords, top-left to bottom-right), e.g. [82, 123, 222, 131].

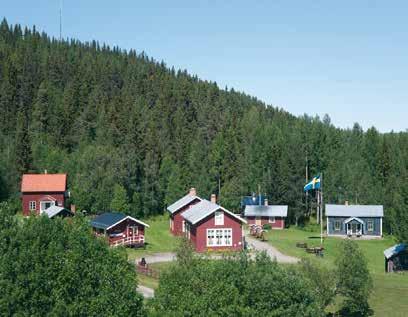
[3, 1, 408, 132]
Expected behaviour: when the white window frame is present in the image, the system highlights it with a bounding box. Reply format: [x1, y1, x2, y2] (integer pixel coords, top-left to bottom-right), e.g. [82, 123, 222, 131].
[40, 200, 55, 214]
[367, 220, 374, 232]
[215, 211, 224, 226]
[29, 201, 36, 211]
[334, 220, 341, 231]
[268, 217, 275, 224]
[182, 220, 185, 232]
[206, 228, 232, 247]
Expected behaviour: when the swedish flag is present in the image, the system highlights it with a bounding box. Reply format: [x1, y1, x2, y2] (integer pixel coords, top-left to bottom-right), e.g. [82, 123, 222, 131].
[304, 175, 321, 192]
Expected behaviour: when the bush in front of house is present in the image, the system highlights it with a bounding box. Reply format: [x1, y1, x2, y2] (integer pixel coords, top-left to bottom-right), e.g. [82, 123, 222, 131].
[0, 205, 145, 316]
[150, 240, 326, 316]
[262, 223, 272, 230]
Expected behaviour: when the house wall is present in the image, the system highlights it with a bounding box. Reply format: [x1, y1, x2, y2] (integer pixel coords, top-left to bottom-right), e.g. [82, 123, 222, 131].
[327, 216, 382, 236]
[106, 219, 145, 245]
[170, 198, 201, 236]
[192, 210, 244, 253]
[245, 216, 285, 229]
[22, 192, 65, 216]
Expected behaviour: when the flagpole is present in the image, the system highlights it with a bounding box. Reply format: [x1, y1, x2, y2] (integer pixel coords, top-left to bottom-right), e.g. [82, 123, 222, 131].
[320, 172, 323, 245]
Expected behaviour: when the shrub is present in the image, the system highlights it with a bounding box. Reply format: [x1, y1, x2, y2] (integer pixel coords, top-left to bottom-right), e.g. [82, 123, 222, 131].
[0, 211, 145, 316]
[262, 223, 272, 230]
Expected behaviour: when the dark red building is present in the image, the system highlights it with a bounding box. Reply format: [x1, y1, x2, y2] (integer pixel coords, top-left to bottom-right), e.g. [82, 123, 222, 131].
[243, 204, 287, 229]
[167, 188, 202, 235]
[21, 173, 68, 216]
[181, 195, 247, 252]
[90, 212, 149, 247]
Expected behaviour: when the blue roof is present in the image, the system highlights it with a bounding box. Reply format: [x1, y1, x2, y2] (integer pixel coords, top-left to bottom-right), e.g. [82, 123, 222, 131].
[241, 195, 266, 207]
[384, 243, 407, 259]
[90, 212, 127, 230]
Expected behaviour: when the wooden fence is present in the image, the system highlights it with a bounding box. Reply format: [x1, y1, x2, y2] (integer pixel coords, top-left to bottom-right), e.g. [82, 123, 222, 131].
[136, 263, 160, 279]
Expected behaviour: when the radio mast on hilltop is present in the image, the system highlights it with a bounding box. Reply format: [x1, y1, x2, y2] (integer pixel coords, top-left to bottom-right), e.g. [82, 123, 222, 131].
[59, 0, 63, 40]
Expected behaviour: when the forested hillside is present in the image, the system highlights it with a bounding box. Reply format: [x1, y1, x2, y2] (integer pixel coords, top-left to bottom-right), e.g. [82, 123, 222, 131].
[0, 19, 407, 241]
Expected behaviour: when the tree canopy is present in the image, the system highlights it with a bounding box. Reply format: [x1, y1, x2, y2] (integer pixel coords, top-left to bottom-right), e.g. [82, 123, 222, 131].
[0, 202, 144, 316]
[151, 249, 325, 316]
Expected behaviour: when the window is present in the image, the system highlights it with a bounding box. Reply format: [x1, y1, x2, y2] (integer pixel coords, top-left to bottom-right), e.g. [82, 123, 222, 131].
[269, 217, 275, 223]
[367, 220, 374, 232]
[207, 228, 232, 247]
[334, 220, 341, 231]
[215, 211, 224, 225]
[185, 223, 190, 239]
[29, 201, 36, 211]
[224, 229, 232, 246]
[182, 220, 185, 232]
[207, 229, 215, 246]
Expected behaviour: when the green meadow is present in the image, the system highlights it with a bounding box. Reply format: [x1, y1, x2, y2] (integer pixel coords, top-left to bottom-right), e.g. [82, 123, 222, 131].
[265, 227, 408, 317]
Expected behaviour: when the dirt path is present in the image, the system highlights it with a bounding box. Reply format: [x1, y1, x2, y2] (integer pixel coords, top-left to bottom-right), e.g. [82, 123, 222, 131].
[136, 252, 176, 264]
[245, 235, 299, 263]
[136, 285, 155, 298]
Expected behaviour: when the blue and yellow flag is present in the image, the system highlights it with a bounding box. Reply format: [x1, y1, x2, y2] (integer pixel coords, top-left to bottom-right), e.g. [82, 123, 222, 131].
[304, 175, 321, 192]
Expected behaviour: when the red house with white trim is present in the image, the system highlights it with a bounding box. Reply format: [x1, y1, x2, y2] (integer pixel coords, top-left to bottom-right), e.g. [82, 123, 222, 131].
[90, 212, 149, 247]
[181, 194, 247, 252]
[167, 188, 202, 235]
[243, 204, 287, 229]
[21, 173, 68, 216]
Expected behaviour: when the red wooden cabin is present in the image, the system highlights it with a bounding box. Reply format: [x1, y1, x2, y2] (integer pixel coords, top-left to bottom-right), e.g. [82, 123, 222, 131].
[181, 195, 247, 252]
[167, 188, 202, 235]
[243, 204, 287, 229]
[90, 212, 149, 247]
[21, 173, 68, 216]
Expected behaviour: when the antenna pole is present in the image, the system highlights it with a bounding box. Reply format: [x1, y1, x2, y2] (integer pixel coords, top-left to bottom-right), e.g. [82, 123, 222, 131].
[59, 0, 63, 41]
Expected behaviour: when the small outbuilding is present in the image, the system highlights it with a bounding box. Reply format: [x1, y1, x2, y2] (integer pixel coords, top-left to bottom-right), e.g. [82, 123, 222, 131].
[90, 212, 149, 247]
[44, 205, 74, 219]
[384, 243, 408, 273]
[243, 205, 287, 229]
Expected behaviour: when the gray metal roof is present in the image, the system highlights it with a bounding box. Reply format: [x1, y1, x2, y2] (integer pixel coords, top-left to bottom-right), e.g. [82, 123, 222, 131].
[244, 205, 288, 217]
[167, 194, 201, 214]
[182, 199, 246, 225]
[325, 204, 384, 217]
[44, 205, 73, 218]
[384, 243, 407, 259]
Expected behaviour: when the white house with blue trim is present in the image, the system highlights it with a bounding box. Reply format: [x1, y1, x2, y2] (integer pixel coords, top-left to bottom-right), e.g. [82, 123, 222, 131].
[326, 204, 383, 237]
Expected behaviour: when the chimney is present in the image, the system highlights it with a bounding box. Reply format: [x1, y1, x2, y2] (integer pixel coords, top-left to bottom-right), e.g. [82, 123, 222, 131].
[345, 200, 349, 206]
[189, 187, 197, 196]
[210, 194, 217, 204]
[264, 198, 268, 206]
[70, 204, 76, 213]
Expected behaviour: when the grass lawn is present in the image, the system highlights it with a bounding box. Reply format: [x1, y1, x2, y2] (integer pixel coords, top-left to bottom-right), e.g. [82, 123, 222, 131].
[127, 214, 180, 261]
[264, 227, 408, 317]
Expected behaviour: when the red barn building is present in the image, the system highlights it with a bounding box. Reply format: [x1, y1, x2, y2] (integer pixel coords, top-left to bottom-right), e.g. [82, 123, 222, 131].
[167, 188, 202, 235]
[21, 173, 68, 216]
[181, 195, 247, 252]
[90, 212, 149, 247]
[243, 204, 287, 229]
